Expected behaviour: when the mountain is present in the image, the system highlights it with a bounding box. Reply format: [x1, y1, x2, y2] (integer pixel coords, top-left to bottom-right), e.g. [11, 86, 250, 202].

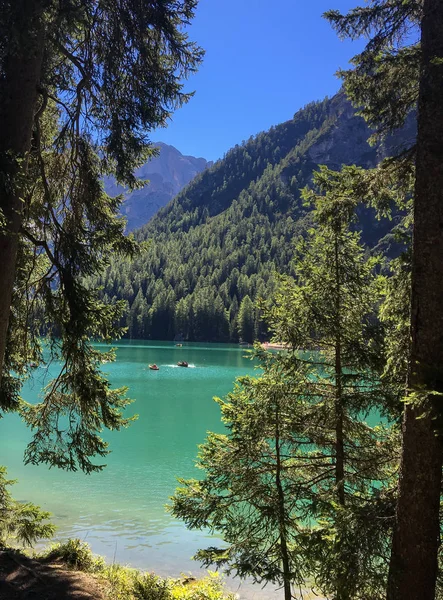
[96, 93, 414, 342]
[104, 142, 212, 231]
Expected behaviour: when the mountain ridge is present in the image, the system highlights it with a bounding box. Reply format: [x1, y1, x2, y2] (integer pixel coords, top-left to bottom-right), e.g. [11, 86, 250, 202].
[96, 92, 414, 342]
[104, 142, 212, 231]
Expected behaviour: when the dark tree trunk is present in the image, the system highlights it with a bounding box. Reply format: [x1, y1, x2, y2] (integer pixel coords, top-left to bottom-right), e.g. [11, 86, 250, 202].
[387, 1, 443, 598]
[334, 235, 345, 508]
[0, 1, 46, 382]
[274, 405, 292, 600]
[334, 234, 348, 600]
[334, 368, 345, 508]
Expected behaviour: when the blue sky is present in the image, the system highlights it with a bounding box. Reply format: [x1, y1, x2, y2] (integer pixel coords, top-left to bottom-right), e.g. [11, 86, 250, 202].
[155, 0, 365, 162]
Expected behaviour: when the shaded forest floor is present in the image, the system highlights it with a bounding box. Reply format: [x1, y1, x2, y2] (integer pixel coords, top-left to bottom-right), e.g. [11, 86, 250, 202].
[0, 549, 105, 599]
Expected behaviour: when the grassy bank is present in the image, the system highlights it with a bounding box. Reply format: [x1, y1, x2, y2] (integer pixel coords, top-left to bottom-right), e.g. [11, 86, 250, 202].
[2, 538, 236, 600]
[43, 539, 236, 599]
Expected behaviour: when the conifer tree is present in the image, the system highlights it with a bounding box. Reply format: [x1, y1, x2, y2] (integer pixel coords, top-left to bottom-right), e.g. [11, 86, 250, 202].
[0, 466, 55, 547]
[171, 362, 311, 600]
[269, 169, 396, 600]
[0, 1, 202, 472]
[237, 295, 255, 343]
[325, 2, 443, 596]
[171, 168, 396, 600]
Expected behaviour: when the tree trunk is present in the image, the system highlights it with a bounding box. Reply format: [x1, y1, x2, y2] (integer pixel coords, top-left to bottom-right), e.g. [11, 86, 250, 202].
[387, 1, 443, 598]
[274, 405, 292, 600]
[0, 1, 46, 383]
[334, 233, 348, 600]
[334, 235, 345, 508]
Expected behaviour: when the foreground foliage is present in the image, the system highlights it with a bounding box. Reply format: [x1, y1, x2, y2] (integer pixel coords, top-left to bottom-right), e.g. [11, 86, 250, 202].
[0, 466, 54, 547]
[42, 539, 235, 600]
[0, 0, 202, 473]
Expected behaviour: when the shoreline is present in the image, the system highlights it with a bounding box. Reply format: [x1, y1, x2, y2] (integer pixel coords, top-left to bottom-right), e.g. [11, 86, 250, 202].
[261, 341, 290, 350]
[16, 539, 324, 600]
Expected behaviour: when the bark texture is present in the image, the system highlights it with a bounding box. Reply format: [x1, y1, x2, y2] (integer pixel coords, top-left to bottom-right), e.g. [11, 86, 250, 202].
[334, 234, 345, 509]
[334, 233, 348, 600]
[274, 405, 292, 600]
[0, 0, 46, 382]
[387, 1, 443, 598]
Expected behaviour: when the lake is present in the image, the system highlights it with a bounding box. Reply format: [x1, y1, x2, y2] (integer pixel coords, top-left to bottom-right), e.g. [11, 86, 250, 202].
[0, 341, 285, 598]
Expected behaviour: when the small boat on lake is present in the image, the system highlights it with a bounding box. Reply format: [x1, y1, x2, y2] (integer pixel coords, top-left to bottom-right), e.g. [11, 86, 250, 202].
[177, 361, 188, 368]
[149, 364, 159, 371]
[175, 343, 183, 347]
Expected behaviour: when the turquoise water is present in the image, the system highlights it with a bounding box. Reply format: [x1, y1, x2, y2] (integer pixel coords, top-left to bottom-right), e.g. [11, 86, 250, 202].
[0, 341, 257, 578]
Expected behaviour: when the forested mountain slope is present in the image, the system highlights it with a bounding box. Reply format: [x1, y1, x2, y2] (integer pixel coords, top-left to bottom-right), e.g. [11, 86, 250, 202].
[97, 93, 414, 342]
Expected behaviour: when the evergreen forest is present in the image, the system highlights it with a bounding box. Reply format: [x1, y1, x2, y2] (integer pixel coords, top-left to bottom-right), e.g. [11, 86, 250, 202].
[95, 93, 414, 342]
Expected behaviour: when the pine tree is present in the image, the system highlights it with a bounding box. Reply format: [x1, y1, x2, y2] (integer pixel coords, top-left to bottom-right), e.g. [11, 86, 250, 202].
[325, 2, 443, 596]
[0, 1, 202, 472]
[171, 168, 396, 600]
[268, 169, 395, 600]
[170, 361, 311, 600]
[237, 295, 255, 343]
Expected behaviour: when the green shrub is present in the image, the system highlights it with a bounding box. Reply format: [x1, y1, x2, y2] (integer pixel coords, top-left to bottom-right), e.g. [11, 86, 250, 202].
[43, 538, 105, 572]
[171, 572, 235, 600]
[132, 572, 172, 600]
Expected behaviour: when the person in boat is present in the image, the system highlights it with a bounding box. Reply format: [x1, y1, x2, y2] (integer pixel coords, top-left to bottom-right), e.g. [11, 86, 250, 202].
[177, 361, 188, 367]
[149, 364, 159, 370]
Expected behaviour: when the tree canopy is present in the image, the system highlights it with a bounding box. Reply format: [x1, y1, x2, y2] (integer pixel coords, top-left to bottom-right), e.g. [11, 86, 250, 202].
[0, 0, 203, 472]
